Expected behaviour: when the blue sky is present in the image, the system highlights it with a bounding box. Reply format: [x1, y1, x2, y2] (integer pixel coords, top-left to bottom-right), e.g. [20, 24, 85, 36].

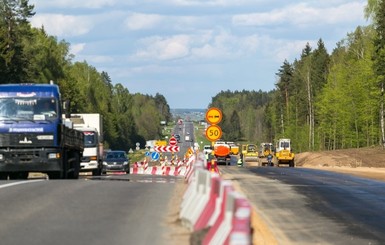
[29, 0, 369, 109]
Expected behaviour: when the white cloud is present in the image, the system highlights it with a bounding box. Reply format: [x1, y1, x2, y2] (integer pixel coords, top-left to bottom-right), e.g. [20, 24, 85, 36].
[69, 43, 86, 57]
[170, 0, 266, 7]
[272, 40, 316, 62]
[133, 35, 191, 61]
[124, 13, 164, 30]
[31, 14, 93, 37]
[232, 2, 366, 27]
[83, 55, 115, 64]
[30, 0, 121, 9]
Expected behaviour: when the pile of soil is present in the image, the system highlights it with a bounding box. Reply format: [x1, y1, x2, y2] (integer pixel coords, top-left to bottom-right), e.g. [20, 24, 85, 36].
[296, 146, 385, 182]
[296, 146, 385, 168]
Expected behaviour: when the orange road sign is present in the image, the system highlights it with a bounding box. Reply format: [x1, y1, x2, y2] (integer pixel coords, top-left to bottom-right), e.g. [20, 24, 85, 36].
[205, 124, 222, 142]
[205, 107, 222, 125]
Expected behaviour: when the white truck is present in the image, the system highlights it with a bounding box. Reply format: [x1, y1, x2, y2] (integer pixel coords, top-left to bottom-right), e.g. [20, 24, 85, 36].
[69, 113, 104, 175]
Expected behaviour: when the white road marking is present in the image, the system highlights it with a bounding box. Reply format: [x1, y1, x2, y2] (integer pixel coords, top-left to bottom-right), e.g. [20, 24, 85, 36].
[0, 179, 45, 189]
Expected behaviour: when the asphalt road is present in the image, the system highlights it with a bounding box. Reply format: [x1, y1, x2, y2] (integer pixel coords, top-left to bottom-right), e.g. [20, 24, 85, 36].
[0, 174, 184, 245]
[219, 165, 385, 245]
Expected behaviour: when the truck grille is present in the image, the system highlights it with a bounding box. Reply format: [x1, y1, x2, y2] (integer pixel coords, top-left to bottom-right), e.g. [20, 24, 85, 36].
[0, 133, 54, 147]
[11, 151, 40, 163]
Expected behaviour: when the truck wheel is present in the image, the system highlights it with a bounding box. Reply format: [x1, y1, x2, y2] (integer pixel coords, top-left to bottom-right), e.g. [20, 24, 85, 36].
[289, 160, 295, 167]
[70, 152, 80, 179]
[92, 168, 102, 176]
[47, 172, 61, 179]
[0, 172, 8, 180]
[9, 172, 28, 180]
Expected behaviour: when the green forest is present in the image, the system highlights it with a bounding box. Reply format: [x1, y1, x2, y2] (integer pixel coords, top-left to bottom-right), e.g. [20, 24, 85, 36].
[0, 0, 172, 151]
[211, 1, 385, 153]
[1, 1, 385, 153]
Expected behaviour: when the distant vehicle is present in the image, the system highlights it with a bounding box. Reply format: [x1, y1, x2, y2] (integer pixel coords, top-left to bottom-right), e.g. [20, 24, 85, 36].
[174, 134, 181, 142]
[275, 138, 295, 167]
[213, 141, 231, 165]
[241, 144, 259, 162]
[68, 113, 104, 176]
[102, 150, 130, 174]
[185, 135, 193, 142]
[226, 141, 239, 155]
[203, 145, 212, 154]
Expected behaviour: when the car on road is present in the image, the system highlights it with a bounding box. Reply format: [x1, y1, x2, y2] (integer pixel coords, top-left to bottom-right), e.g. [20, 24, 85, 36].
[174, 134, 181, 142]
[102, 150, 130, 174]
[204, 145, 212, 154]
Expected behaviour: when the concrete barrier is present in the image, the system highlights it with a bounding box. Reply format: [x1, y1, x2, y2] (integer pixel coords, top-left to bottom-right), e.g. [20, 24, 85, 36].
[225, 193, 252, 245]
[193, 173, 221, 231]
[202, 181, 235, 245]
[180, 169, 211, 229]
[179, 155, 253, 244]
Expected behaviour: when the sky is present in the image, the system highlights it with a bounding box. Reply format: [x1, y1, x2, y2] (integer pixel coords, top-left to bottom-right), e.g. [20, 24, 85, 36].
[29, 0, 369, 109]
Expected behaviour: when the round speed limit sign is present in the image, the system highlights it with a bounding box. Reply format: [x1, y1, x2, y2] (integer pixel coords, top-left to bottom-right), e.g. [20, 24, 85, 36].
[205, 124, 222, 142]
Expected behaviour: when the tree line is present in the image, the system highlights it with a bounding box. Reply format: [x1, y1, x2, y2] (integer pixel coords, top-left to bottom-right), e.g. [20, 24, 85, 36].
[0, 0, 172, 151]
[4, 0, 385, 153]
[211, 1, 385, 152]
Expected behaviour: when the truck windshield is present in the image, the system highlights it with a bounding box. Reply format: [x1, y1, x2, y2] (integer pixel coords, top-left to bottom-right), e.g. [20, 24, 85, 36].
[83, 131, 97, 147]
[0, 98, 58, 120]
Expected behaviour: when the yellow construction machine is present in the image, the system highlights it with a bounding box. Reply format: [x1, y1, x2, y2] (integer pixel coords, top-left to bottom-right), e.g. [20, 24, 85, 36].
[275, 138, 295, 167]
[226, 141, 240, 155]
[258, 142, 274, 166]
[241, 144, 259, 162]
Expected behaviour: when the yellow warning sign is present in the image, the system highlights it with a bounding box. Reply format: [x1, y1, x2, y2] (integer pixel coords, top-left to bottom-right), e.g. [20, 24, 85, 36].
[205, 124, 222, 142]
[205, 107, 222, 125]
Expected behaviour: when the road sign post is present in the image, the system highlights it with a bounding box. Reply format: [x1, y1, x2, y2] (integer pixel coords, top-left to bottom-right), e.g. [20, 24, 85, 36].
[205, 107, 222, 125]
[205, 124, 222, 142]
[205, 107, 223, 143]
[169, 136, 177, 146]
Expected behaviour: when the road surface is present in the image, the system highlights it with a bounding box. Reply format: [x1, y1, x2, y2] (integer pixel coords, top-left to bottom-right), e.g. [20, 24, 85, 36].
[0, 174, 187, 245]
[219, 165, 385, 244]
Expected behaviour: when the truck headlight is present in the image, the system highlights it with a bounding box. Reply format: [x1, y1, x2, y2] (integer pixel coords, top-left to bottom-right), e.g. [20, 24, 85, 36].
[48, 153, 60, 159]
[103, 161, 108, 166]
[123, 161, 128, 165]
[0, 154, 3, 160]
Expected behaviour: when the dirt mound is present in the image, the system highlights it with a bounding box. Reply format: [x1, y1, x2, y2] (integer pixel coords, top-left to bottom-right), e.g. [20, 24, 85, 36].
[296, 146, 385, 168]
[295, 146, 385, 182]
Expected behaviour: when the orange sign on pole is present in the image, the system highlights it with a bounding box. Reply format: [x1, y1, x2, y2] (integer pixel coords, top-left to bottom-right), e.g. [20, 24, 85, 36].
[205, 107, 222, 125]
[205, 124, 222, 142]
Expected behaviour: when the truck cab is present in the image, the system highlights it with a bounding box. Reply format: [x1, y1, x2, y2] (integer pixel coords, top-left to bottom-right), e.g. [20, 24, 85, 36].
[0, 84, 83, 179]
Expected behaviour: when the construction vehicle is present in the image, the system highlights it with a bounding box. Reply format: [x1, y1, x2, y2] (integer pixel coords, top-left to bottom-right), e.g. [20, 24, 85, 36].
[213, 141, 231, 165]
[275, 138, 295, 167]
[241, 144, 259, 162]
[258, 142, 274, 166]
[0, 83, 84, 179]
[69, 113, 104, 176]
[226, 141, 239, 155]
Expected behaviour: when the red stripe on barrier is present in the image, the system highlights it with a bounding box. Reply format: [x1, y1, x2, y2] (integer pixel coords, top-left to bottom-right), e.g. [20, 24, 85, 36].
[194, 174, 221, 231]
[202, 184, 235, 245]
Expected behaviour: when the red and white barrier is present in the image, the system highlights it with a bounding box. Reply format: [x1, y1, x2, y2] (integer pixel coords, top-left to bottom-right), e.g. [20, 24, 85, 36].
[225, 193, 252, 245]
[193, 174, 221, 231]
[179, 154, 253, 245]
[202, 182, 235, 245]
[180, 169, 215, 230]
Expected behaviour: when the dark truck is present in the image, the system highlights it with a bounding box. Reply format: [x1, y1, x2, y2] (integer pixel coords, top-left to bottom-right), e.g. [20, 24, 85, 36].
[0, 83, 84, 179]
